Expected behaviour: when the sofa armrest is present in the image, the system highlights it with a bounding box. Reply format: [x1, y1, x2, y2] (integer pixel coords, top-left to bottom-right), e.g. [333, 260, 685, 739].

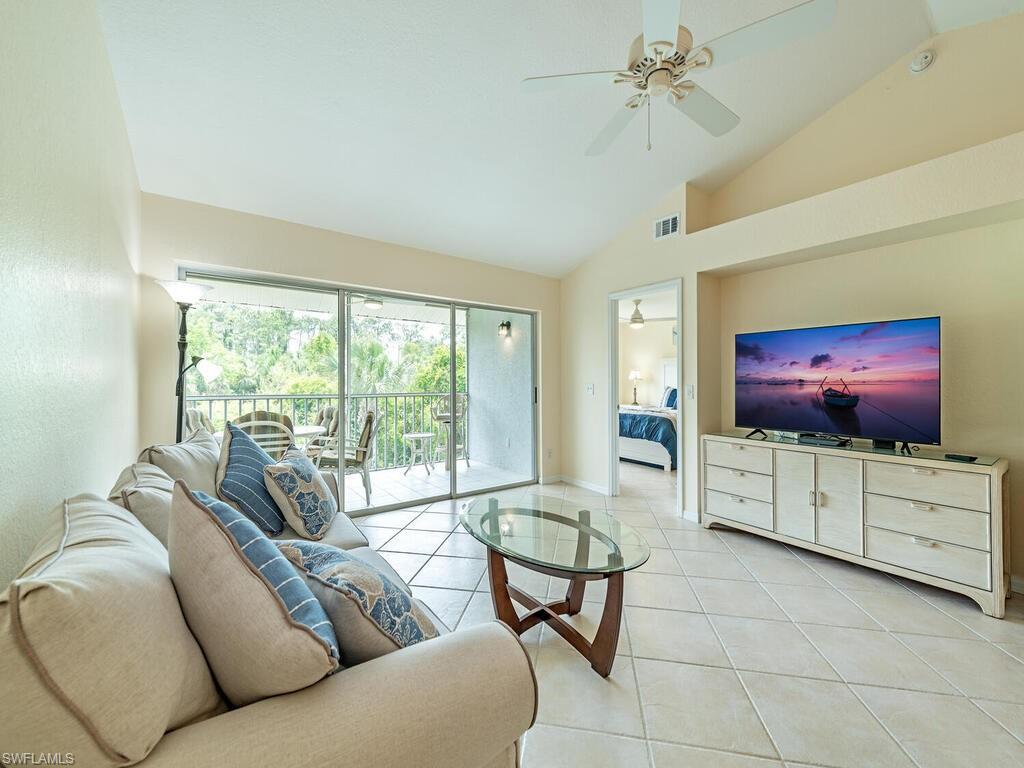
[141, 622, 537, 768]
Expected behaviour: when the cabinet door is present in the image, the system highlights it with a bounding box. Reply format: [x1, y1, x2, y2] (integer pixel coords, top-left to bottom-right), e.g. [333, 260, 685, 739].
[774, 450, 815, 542]
[816, 455, 863, 555]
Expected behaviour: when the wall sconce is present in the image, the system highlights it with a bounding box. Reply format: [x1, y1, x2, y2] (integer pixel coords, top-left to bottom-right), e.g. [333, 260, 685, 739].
[498, 320, 511, 337]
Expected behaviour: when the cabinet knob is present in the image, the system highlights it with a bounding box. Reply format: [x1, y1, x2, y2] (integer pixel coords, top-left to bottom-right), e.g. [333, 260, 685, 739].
[911, 536, 937, 547]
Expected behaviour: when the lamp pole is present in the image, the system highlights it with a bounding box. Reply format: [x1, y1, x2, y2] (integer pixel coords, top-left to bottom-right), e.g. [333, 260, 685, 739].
[173, 303, 191, 443]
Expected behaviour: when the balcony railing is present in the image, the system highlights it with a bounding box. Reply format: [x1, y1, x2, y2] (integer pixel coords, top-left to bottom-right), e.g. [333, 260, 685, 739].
[185, 392, 468, 471]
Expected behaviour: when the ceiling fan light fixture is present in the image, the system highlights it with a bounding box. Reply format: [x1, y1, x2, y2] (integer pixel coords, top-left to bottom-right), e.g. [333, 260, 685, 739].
[363, 296, 384, 310]
[629, 299, 645, 329]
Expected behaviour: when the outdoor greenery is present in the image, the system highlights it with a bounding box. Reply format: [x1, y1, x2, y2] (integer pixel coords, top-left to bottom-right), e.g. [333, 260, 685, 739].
[186, 303, 466, 397]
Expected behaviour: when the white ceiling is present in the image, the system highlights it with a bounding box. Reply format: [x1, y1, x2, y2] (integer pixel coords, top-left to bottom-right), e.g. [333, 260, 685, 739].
[99, 1, 942, 276]
[924, 0, 1024, 31]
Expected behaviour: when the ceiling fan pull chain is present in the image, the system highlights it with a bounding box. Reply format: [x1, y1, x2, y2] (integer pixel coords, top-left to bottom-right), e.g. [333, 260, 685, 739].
[647, 94, 652, 151]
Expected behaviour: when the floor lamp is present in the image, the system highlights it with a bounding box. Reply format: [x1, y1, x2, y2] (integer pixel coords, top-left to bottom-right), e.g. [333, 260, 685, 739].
[157, 279, 213, 442]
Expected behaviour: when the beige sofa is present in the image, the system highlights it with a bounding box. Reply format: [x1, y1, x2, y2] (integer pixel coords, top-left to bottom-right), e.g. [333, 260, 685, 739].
[1, 433, 537, 768]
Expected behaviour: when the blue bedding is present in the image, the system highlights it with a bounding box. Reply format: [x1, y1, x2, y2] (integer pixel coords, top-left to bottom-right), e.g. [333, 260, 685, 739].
[619, 411, 677, 469]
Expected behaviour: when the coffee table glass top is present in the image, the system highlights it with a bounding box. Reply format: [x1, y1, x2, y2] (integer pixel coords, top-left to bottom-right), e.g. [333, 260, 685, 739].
[460, 497, 650, 574]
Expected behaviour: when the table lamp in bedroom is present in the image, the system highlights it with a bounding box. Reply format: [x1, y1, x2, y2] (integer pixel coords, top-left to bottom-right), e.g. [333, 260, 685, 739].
[628, 370, 643, 406]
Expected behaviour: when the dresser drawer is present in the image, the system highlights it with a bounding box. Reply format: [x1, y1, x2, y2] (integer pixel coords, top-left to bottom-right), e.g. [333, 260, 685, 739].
[704, 441, 773, 475]
[705, 465, 773, 504]
[865, 461, 989, 512]
[865, 493, 990, 551]
[865, 526, 991, 590]
[705, 489, 772, 530]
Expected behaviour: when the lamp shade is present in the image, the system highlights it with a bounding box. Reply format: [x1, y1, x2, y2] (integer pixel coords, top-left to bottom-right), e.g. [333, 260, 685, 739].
[196, 358, 223, 384]
[628, 370, 642, 381]
[156, 279, 212, 305]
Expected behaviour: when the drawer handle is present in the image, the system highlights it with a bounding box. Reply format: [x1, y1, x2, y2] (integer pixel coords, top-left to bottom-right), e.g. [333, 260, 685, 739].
[729, 496, 744, 503]
[909, 502, 933, 512]
[729, 469, 745, 477]
[808, 490, 815, 507]
[911, 536, 936, 547]
[732, 445, 744, 451]
[911, 468, 934, 476]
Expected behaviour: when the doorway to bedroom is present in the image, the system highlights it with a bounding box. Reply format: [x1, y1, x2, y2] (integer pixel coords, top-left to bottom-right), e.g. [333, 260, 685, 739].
[608, 280, 682, 511]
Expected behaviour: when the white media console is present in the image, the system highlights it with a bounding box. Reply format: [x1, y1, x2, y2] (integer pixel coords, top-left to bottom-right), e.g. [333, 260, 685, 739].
[701, 432, 1010, 617]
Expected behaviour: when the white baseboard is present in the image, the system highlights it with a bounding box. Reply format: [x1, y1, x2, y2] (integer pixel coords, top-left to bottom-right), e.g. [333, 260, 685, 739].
[561, 476, 610, 496]
[538, 475, 563, 485]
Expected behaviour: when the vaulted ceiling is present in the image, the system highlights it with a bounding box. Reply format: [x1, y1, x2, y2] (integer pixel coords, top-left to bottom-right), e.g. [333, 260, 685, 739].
[98, 1, 1004, 276]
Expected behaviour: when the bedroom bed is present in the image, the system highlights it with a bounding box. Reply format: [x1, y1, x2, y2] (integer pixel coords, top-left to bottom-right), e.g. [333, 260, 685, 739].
[618, 399, 677, 471]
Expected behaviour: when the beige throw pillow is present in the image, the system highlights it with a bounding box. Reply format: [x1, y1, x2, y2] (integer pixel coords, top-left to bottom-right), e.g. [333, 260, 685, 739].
[168, 483, 340, 706]
[108, 462, 175, 545]
[0, 496, 223, 767]
[138, 428, 219, 495]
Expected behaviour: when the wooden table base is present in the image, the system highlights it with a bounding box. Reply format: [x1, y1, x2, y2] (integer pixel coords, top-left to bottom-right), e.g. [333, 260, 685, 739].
[487, 548, 624, 677]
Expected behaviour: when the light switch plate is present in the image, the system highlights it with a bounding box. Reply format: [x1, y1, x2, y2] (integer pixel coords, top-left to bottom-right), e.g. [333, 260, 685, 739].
[585, 383, 595, 395]
[685, 384, 695, 399]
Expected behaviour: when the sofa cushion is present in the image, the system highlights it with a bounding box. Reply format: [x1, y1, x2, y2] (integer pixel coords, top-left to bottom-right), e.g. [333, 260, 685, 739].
[278, 540, 440, 666]
[215, 423, 286, 535]
[0, 495, 223, 767]
[169, 483, 339, 706]
[108, 462, 175, 545]
[264, 448, 338, 540]
[139, 428, 220, 496]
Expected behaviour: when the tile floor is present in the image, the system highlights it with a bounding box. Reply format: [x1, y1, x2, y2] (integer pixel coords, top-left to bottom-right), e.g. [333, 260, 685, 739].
[353, 462, 1024, 768]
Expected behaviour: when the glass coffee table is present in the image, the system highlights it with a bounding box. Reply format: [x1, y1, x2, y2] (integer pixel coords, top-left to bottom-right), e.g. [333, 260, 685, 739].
[460, 497, 650, 677]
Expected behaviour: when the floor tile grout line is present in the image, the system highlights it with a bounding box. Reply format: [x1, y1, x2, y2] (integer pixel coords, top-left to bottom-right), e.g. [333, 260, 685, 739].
[678, 566, 785, 762]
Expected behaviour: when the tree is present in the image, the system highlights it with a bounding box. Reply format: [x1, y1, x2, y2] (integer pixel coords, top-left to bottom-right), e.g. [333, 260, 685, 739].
[412, 346, 467, 393]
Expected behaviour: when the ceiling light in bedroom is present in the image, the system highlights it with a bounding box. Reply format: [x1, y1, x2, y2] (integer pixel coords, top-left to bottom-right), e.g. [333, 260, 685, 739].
[629, 299, 645, 329]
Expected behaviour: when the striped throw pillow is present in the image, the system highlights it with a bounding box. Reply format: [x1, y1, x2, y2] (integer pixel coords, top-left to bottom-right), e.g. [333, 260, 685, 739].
[215, 423, 286, 534]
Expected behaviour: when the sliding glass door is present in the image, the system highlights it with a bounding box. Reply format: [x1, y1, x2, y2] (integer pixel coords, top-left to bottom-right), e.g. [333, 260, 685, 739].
[456, 307, 536, 495]
[182, 271, 536, 516]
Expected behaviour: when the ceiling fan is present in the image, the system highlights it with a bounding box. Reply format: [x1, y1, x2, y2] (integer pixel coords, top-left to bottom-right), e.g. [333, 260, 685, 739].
[523, 0, 836, 155]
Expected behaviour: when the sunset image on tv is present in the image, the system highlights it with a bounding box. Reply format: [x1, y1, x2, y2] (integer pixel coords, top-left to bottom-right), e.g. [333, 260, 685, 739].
[735, 317, 940, 444]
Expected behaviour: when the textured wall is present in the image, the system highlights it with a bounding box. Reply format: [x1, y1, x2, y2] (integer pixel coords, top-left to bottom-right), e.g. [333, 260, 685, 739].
[0, 1, 140, 586]
[467, 308, 534, 479]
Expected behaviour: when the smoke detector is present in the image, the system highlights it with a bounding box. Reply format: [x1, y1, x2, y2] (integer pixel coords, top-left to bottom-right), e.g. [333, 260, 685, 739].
[909, 50, 934, 74]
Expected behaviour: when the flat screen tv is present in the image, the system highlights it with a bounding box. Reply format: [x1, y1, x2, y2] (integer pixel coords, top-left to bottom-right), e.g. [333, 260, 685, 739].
[735, 316, 940, 445]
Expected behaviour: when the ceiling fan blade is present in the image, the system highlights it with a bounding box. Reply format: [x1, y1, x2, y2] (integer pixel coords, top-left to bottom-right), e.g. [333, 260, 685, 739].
[642, 0, 682, 54]
[688, 0, 836, 68]
[521, 70, 622, 93]
[671, 85, 739, 137]
[586, 102, 643, 156]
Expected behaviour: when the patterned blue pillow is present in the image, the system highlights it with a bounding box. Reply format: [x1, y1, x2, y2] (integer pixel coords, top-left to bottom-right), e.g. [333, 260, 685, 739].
[215, 423, 286, 534]
[264, 449, 338, 539]
[190, 492, 340, 667]
[277, 540, 439, 666]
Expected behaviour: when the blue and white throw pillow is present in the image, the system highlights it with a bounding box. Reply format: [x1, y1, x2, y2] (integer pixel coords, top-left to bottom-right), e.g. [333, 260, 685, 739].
[215, 423, 286, 535]
[277, 540, 440, 666]
[264, 449, 338, 540]
[167, 485, 339, 706]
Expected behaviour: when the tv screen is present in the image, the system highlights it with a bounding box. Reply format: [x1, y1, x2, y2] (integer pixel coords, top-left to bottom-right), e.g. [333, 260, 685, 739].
[735, 317, 940, 444]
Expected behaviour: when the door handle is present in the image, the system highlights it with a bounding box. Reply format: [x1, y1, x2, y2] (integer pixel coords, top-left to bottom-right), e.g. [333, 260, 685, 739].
[909, 502, 933, 511]
[911, 536, 936, 547]
[808, 490, 815, 507]
[817, 491, 825, 507]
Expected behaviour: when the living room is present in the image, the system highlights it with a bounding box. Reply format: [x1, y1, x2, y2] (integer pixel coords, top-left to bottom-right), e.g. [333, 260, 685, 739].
[3, 1, 1024, 767]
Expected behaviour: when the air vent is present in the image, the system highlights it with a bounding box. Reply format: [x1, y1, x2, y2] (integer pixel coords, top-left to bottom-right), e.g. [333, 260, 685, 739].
[653, 213, 680, 240]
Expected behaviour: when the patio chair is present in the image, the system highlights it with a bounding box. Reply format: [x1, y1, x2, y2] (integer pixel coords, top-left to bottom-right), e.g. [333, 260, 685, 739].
[184, 408, 214, 435]
[304, 406, 339, 462]
[430, 394, 469, 469]
[234, 410, 296, 460]
[316, 409, 381, 505]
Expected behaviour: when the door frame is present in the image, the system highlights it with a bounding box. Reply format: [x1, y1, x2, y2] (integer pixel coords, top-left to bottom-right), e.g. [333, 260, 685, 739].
[607, 278, 683, 511]
[179, 267, 539, 516]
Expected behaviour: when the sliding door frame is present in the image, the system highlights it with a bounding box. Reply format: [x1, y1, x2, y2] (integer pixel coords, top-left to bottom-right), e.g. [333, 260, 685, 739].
[179, 267, 538, 517]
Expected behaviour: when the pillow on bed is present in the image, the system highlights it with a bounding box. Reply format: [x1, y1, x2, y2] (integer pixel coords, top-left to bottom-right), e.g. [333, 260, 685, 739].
[659, 387, 673, 407]
[666, 388, 678, 409]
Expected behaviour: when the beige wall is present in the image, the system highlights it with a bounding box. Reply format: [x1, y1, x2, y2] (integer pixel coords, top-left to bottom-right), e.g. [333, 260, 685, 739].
[0, 1, 140, 585]
[137, 194, 561, 481]
[619, 319, 676, 406]
[706, 13, 1024, 226]
[716, 220, 1024, 570]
